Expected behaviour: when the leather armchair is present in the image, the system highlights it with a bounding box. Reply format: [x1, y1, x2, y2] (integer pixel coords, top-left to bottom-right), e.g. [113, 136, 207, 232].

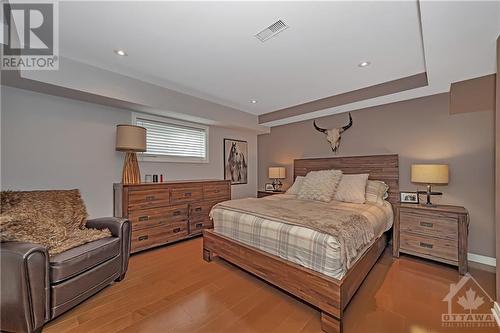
[0, 217, 131, 333]
[86, 217, 131, 281]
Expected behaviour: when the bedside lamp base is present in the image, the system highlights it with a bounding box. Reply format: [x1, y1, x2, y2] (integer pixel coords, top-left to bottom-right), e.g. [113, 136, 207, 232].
[122, 152, 141, 184]
[272, 179, 283, 191]
[417, 184, 442, 207]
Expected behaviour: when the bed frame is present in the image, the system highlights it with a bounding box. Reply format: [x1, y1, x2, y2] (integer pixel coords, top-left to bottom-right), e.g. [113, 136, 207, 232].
[203, 154, 399, 333]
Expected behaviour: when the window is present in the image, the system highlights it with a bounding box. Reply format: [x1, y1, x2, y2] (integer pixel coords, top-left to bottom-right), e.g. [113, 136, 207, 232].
[133, 113, 209, 163]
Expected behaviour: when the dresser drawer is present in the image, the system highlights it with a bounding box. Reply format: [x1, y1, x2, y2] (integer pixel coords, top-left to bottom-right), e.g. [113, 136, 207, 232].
[400, 211, 457, 240]
[203, 183, 230, 200]
[128, 205, 189, 231]
[189, 200, 219, 217]
[189, 216, 213, 235]
[171, 186, 203, 204]
[400, 233, 458, 262]
[130, 222, 188, 252]
[128, 189, 170, 210]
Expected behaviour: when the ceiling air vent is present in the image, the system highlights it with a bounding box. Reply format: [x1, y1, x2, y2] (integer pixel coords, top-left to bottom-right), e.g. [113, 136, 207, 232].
[255, 19, 288, 42]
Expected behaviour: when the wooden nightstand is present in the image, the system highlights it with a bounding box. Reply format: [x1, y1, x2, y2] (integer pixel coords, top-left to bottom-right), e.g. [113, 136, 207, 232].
[257, 190, 285, 198]
[393, 204, 469, 274]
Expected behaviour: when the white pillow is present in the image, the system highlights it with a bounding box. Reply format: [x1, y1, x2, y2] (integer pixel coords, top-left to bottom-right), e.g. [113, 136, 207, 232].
[334, 174, 369, 204]
[286, 176, 305, 195]
[297, 170, 342, 202]
[365, 180, 389, 205]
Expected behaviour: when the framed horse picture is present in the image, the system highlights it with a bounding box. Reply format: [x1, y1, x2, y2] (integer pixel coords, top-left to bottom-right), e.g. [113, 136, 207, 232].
[224, 138, 248, 185]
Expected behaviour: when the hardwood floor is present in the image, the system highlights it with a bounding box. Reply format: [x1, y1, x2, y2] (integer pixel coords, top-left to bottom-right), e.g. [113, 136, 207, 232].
[44, 237, 497, 333]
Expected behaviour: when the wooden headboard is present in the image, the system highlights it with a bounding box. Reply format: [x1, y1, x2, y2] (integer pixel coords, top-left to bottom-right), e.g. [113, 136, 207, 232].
[294, 154, 399, 205]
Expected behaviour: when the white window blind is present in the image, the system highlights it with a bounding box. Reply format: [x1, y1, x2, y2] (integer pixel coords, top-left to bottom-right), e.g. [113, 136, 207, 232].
[134, 114, 208, 163]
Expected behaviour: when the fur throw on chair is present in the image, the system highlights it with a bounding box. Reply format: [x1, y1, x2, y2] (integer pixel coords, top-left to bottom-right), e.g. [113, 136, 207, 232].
[0, 189, 111, 256]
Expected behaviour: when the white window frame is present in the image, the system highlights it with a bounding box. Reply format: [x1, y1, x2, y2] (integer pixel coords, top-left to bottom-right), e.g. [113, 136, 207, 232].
[132, 112, 209, 163]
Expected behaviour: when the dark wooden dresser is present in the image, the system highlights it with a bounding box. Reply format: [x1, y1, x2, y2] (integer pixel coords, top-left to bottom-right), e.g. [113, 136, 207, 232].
[114, 180, 231, 253]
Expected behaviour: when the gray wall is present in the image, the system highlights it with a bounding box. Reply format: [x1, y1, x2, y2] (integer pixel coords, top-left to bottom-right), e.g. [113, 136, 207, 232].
[258, 93, 495, 258]
[20, 56, 267, 132]
[1, 86, 257, 218]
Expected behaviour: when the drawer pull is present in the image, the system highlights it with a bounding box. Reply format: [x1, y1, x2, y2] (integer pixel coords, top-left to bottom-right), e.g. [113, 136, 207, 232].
[184, 192, 192, 197]
[419, 242, 433, 249]
[138, 216, 149, 221]
[145, 195, 155, 201]
[138, 235, 149, 241]
[214, 190, 220, 193]
[173, 211, 181, 216]
[173, 227, 181, 233]
[420, 222, 434, 228]
[195, 207, 202, 212]
[196, 223, 203, 229]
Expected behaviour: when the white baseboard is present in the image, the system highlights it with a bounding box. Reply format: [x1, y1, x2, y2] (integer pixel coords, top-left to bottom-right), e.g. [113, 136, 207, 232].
[492, 302, 500, 327]
[467, 252, 496, 267]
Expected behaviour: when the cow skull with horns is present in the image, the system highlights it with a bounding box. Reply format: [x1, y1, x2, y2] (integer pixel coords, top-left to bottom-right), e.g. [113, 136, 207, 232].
[313, 112, 353, 153]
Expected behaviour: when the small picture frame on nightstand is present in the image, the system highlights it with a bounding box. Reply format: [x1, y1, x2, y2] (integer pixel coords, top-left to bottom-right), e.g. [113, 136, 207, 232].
[265, 183, 274, 191]
[400, 191, 419, 204]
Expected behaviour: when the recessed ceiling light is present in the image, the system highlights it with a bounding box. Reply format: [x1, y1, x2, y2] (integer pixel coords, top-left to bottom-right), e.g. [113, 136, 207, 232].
[250, 100, 257, 104]
[358, 61, 370, 67]
[114, 49, 127, 56]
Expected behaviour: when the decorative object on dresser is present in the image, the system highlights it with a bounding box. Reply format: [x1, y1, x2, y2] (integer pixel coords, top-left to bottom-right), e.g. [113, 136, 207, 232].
[265, 183, 275, 191]
[393, 203, 469, 274]
[268, 166, 286, 190]
[313, 112, 353, 153]
[114, 180, 230, 253]
[400, 191, 419, 204]
[224, 138, 248, 185]
[116, 124, 147, 184]
[257, 190, 284, 198]
[411, 164, 449, 206]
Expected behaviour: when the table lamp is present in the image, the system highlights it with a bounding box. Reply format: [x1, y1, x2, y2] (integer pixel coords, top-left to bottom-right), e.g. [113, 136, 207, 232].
[411, 164, 449, 206]
[116, 124, 147, 184]
[268, 167, 286, 191]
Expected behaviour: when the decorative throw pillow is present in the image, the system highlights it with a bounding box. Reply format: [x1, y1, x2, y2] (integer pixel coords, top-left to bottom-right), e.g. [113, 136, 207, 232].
[286, 176, 305, 195]
[334, 174, 369, 204]
[365, 180, 389, 205]
[297, 170, 342, 202]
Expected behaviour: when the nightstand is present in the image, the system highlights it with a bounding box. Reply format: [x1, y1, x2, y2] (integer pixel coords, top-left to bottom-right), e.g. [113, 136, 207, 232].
[393, 204, 469, 274]
[257, 190, 285, 198]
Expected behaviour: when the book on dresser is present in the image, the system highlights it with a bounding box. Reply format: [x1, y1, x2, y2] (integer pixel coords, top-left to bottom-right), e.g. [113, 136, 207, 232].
[113, 180, 231, 253]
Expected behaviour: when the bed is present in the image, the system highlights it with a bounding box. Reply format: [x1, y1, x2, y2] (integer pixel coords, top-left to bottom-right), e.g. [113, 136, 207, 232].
[203, 154, 399, 333]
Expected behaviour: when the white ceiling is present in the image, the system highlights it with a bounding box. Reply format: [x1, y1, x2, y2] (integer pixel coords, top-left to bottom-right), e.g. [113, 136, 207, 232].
[262, 0, 500, 127]
[58, 1, 427, 116]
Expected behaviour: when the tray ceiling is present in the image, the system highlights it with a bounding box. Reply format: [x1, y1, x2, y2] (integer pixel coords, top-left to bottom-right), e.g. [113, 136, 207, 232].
[58, 1, 426, 116]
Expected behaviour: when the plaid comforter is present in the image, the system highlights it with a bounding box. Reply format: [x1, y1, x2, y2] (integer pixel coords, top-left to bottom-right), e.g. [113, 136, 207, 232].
[210, 194, 393, 280]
